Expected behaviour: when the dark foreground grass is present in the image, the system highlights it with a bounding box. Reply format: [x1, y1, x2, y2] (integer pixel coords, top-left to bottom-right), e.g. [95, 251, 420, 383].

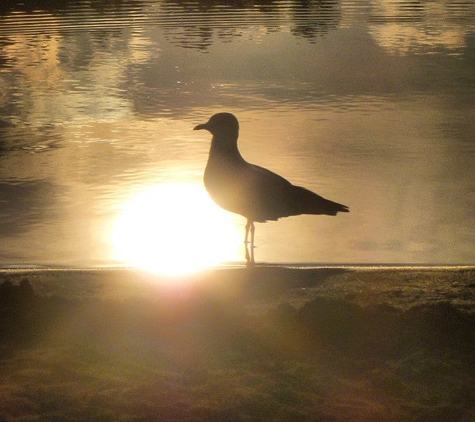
[0, 268, 474, 422]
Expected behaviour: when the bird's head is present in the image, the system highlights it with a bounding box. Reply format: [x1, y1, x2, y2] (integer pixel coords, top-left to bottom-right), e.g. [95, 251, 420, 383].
[193, 112, 239, 138]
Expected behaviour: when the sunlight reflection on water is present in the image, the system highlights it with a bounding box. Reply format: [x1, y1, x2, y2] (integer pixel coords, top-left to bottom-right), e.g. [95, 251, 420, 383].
[110, 183, 241, 275]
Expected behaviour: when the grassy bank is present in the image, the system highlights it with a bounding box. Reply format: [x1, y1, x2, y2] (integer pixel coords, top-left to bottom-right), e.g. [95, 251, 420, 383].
[0, 268, 474, 421]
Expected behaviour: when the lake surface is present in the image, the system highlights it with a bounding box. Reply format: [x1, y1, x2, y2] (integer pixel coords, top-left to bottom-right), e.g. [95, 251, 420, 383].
[0, 0, 474, 273]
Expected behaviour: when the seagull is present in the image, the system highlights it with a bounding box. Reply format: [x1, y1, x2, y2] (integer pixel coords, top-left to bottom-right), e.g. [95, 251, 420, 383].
[194, 112, 349, 266]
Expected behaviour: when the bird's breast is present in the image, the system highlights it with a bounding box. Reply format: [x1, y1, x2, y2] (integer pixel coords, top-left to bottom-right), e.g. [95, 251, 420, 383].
[204, 155, 249, 217]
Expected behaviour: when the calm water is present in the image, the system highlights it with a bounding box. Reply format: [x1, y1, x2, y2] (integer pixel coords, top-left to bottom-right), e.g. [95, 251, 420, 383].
[0, 0, 474, 272]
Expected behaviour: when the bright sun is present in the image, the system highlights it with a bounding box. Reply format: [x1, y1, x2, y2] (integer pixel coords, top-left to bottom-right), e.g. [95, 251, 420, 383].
[110, 183, 241, 276]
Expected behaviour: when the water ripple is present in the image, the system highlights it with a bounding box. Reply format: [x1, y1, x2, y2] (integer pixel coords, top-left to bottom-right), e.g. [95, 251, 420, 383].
[0, 0, 342, 41]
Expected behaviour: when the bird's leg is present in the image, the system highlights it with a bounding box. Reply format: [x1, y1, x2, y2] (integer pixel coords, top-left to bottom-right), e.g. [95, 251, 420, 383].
[245, 221, 255, 268]
[244, 220, 250, 264]
[250, 222, 255, 249]
[244, 220, 251, 244]
[245, 242, 251, 266]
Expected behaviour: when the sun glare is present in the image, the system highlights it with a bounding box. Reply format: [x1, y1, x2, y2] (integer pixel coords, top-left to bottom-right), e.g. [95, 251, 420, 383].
[110, 183, 241, 276]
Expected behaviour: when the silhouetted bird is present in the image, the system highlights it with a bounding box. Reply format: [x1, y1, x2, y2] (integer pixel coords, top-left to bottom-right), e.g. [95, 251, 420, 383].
[194, 112, 349, 266]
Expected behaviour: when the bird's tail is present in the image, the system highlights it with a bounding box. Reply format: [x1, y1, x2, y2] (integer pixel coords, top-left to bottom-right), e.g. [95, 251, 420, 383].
[327, 200, 349, 215]
[294, 186, 349, 216]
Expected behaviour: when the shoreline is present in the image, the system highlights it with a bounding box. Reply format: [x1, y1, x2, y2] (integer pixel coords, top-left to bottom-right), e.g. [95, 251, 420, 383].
[1, 263, 474, 271]
[0, 265, 473, 312]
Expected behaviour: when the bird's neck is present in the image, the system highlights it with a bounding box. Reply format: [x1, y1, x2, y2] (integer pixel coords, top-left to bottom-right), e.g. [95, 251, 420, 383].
[209, 133, 244, 161]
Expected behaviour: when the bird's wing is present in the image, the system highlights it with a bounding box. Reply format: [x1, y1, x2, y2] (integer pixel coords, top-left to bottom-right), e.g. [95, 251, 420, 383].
[240, 164, 301, 221]
[242, 163, 349, 221]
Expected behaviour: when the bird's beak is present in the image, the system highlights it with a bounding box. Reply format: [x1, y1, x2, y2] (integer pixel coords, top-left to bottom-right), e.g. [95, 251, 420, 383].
[193, 123, 208, 131]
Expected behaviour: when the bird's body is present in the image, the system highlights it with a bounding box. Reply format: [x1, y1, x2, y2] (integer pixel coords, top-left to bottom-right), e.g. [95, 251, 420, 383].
[194, 112, 349, 266]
